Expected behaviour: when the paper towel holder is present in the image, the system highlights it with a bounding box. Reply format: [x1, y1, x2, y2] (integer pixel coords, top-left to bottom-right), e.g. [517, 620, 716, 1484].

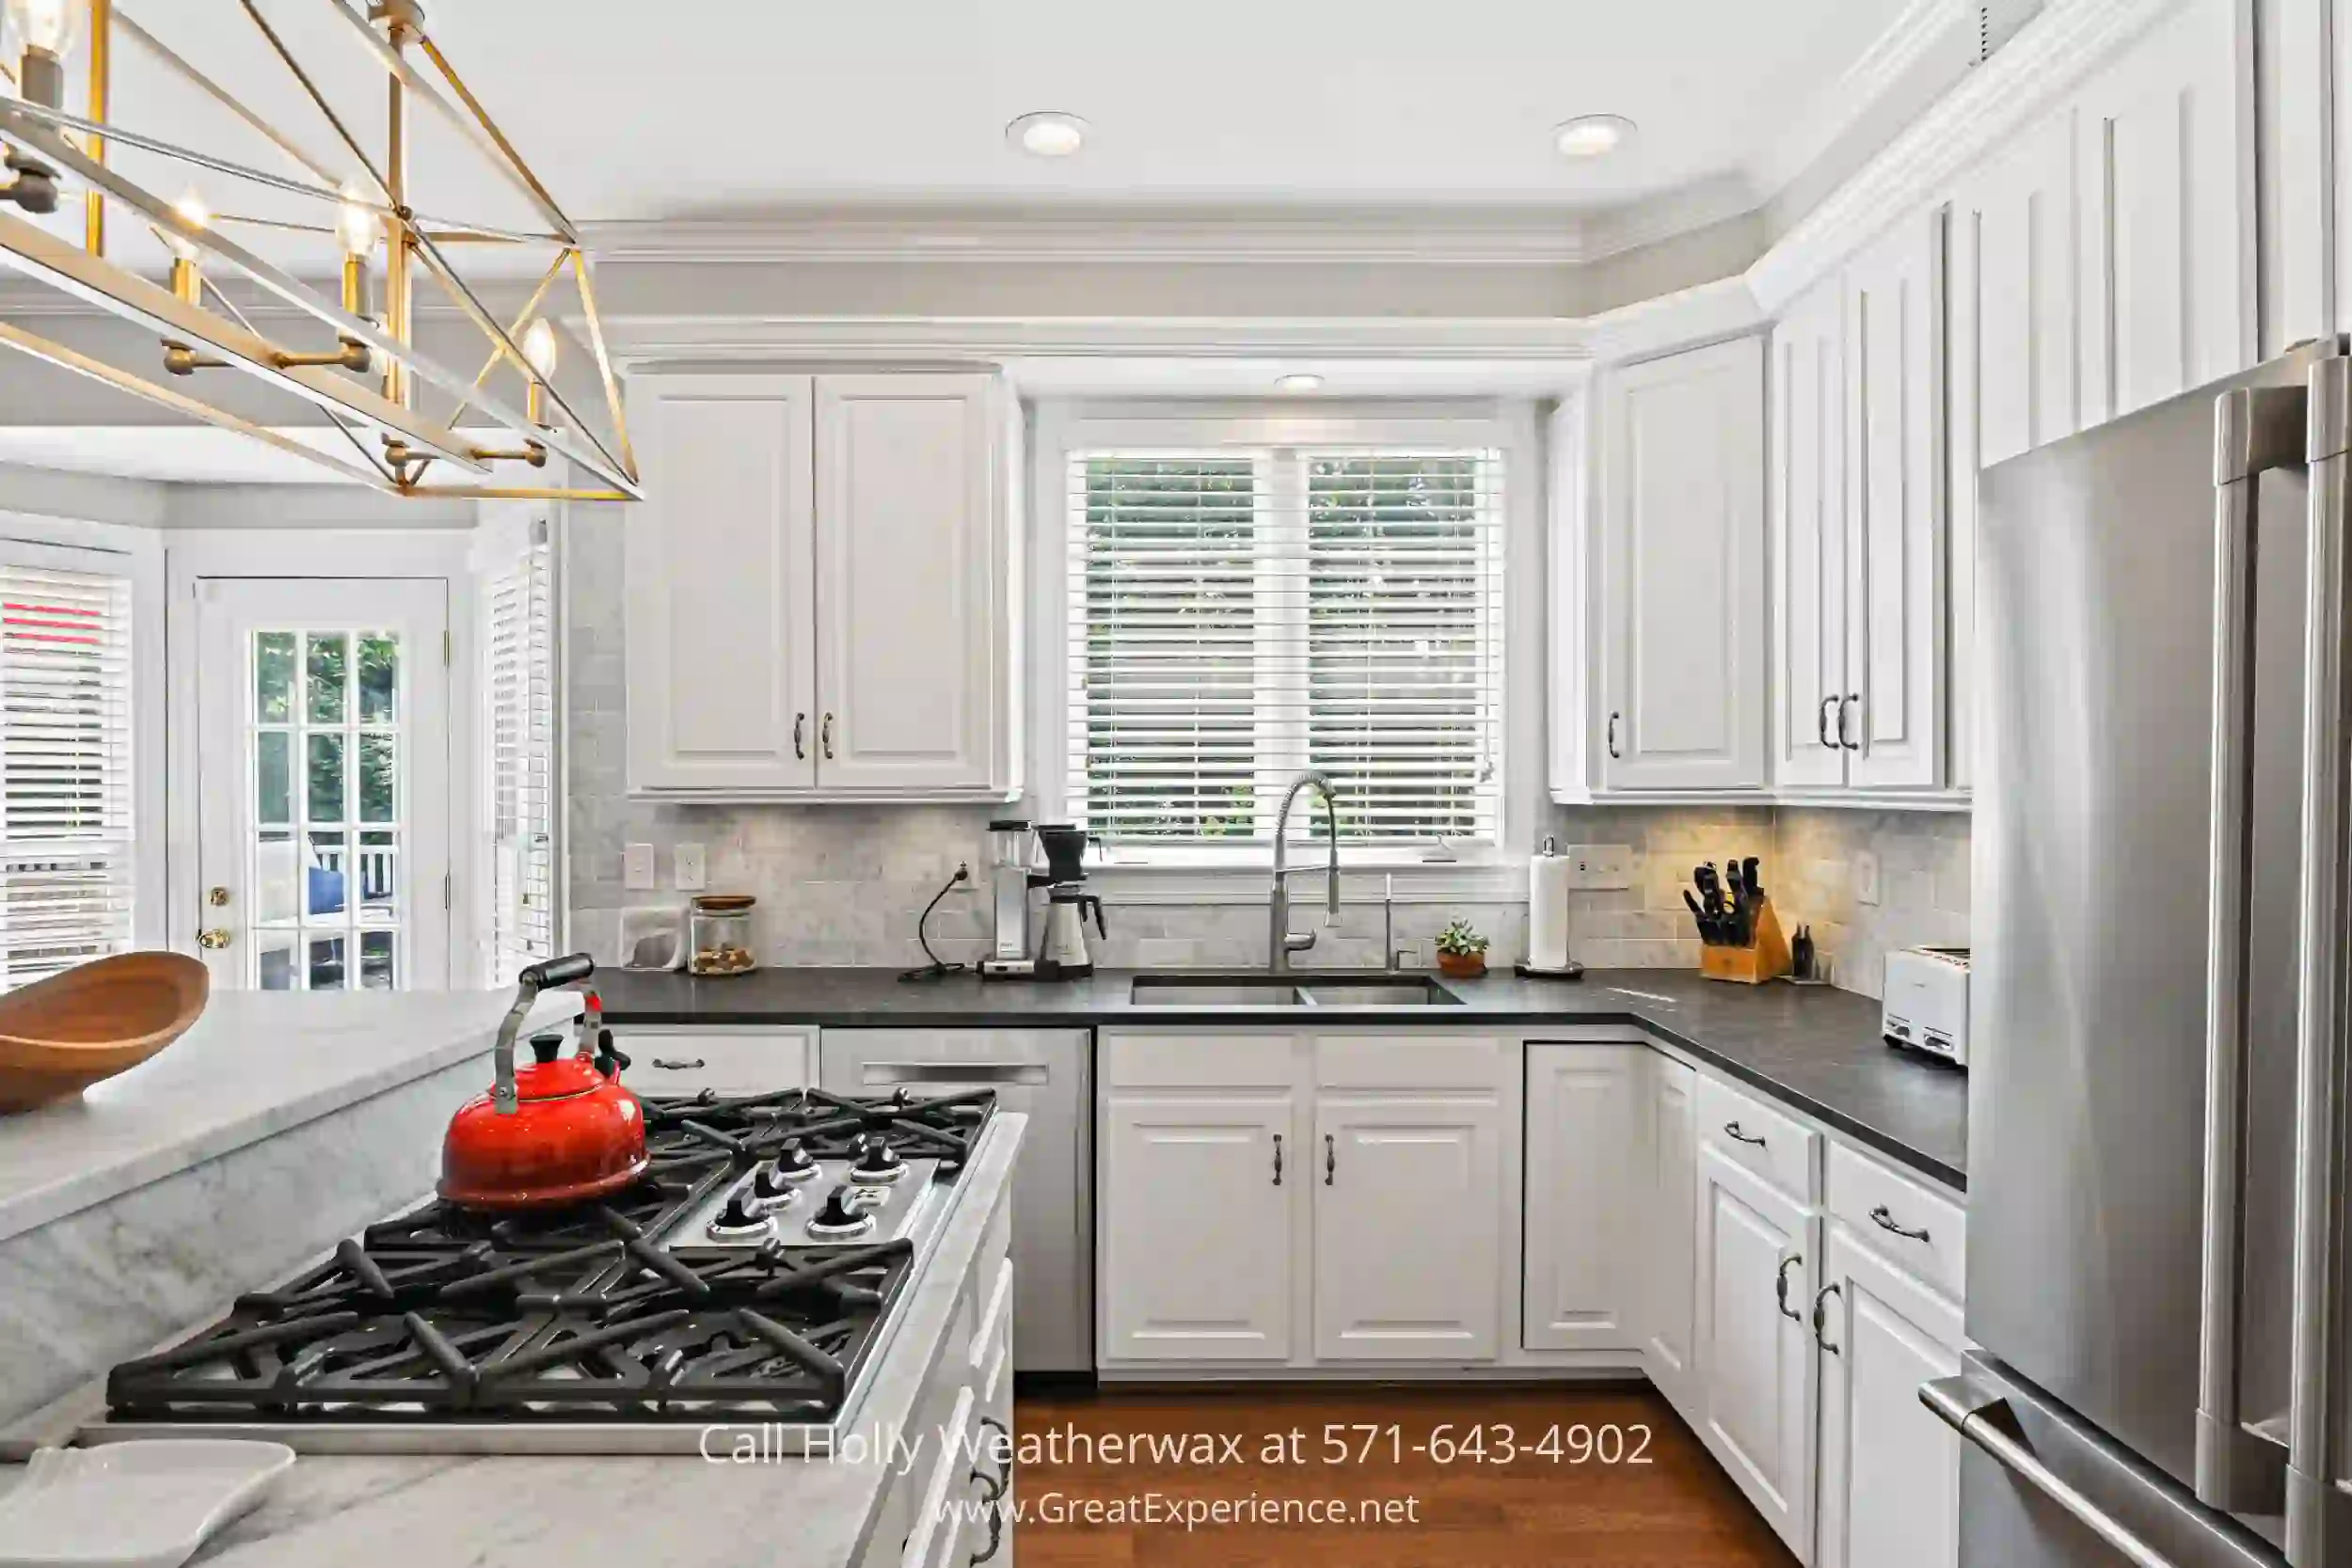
[1517, 836, 1586, 981]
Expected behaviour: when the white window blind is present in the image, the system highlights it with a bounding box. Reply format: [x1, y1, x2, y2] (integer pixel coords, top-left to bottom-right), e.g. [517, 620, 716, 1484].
[1067, 446, 1505, 849]
[485, 525, 556, 978]
[0, 561, 135, 989]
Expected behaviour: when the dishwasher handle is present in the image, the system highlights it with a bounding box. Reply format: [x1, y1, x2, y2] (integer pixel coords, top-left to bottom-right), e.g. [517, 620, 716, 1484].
[852, 1061, 1050, 1087]
[1921, 1376, 2177, 1568]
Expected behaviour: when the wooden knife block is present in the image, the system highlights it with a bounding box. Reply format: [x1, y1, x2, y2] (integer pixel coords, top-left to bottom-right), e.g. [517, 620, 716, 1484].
[1699, 898, 1793, 986]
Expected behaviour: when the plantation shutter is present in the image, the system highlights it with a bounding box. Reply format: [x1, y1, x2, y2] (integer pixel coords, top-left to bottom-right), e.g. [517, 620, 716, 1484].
[1068, 446, 1504, 848]
[485, 520, 557, 977]
[0, 557, 135, 989]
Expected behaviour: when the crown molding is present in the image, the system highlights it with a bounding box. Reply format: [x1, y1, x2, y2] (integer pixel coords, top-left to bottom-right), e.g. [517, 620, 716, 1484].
[591, 314, 1601, 370]
[1746, 0, 2179, 312]
[1739, 0, 1978, 204]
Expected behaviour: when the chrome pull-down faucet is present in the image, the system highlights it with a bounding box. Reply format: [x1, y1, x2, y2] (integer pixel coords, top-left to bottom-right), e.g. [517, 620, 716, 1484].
[1270, 770, 1341, 973]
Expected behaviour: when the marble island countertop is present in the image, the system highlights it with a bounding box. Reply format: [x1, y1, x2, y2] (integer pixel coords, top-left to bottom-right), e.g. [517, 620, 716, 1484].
[593, 964, 1968, 1190]
[0, 989, 580, 1244]
[1, 1115, 1027, 1568]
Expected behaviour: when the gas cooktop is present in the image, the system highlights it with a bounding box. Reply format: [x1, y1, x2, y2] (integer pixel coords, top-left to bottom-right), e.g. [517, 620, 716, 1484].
[88, 1086, 995, 1452]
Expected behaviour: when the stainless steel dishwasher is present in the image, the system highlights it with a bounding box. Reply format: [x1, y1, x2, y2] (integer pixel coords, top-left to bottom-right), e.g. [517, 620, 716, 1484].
[818, 1027, 1091, 1375]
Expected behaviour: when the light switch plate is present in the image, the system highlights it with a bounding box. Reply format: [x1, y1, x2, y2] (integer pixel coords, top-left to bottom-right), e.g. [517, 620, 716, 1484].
[623, 843, 656, 892]
[673, 842, 707, 892]
[1564, 843, 1633, 890]
[1854, 849, 1882, 906]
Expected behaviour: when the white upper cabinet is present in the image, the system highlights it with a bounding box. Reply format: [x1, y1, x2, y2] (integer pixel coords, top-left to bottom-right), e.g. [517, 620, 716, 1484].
[2075, 0, 2254, 423]
[814, 376, 1006, 793]
[626, 373, 819, 794]
[625, 370, 1018, 800]
[1843, 209, 1947, 790]
[1958, 107, 2082, 471]
[1771, 276, 1849, 791]
[1597, 336, 1768, 791]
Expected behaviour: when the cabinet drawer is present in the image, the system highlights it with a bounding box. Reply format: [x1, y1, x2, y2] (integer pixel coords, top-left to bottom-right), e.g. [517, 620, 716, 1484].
[1314, 1034, 1504, 1091]
[612, 1028, 814, 1096]
[1696, 1074, 1819, 1203]
[1826, 1142, 1966, 1299]
[1104, 1030, 1296, 1088]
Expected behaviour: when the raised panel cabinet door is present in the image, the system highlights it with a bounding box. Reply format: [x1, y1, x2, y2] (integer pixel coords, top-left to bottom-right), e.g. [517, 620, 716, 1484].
[1522, 1043, 1642, 1351]
[1814, 1229, 1964, 1568]
[2075, 0, 2255, 423]
[1694, 1144, 1819, 1558]
[1100, 1095, 1295, 1361]
[1772, 275, 1849, 791]
[624, 373, 818, 793]
[1844, 208, 1948, 790]
[1597, 336, 1769, 791]
[1643, 1053, 1700, 1410]
[1314, 1096, 1503, 1360]
[813, 374, 1003, 792]
[1964, 106, 2081, 469]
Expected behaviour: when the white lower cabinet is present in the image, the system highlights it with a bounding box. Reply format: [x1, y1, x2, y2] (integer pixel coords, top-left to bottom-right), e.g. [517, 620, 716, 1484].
[1640, 1052, 1700, 1406]
[1694, 1142, 1821, 1559]
[1099, 1094, 1295, 1361]
[1316, 1096, 1502, 1360]
[1523, 1043, 1643, 1352]
[1813, 1226, 1963, 1568]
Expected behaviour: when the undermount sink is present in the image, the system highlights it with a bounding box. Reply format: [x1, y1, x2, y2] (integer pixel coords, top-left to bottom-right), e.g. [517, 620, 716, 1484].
[1127, 974, 1458, 1008]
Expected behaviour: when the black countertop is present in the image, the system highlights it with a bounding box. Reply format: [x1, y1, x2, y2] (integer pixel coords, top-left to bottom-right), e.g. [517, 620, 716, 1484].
[591, 966, 1967, 1192]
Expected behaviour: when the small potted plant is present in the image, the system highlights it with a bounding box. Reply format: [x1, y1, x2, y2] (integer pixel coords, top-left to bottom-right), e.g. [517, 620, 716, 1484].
[1435, 917, 1490, 979]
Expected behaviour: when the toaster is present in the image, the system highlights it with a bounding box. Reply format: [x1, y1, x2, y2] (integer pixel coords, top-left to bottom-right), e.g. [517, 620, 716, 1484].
[1883, 947, 1970, 1067]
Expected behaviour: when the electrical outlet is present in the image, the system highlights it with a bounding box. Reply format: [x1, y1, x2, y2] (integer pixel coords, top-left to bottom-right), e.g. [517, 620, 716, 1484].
[1564, 843, 1633, 890]
[623, 843, 656, 892]
[1853, 849, 1882, 906]
[674, 843, 707, 892]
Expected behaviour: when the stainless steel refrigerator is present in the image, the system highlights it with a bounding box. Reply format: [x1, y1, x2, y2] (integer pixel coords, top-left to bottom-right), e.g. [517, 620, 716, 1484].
[1934, 339, 2352, 1567]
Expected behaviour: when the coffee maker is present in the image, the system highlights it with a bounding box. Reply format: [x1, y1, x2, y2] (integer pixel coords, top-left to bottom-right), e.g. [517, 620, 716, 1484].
[978, 822, 1099, 979]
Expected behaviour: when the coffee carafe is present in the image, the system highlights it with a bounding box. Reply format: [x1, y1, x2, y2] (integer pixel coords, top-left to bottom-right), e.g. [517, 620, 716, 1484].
[978, 822, 1099, 980]
[1039, 886, 1105, 977]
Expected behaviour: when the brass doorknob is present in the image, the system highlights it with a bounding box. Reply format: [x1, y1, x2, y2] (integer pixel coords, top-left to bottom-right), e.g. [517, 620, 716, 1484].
[198, 928, 232, 950]
[207, 886, 230, 907]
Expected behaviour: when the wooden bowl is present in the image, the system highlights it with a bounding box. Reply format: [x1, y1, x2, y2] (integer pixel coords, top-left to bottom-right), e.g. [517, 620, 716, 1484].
[0, 952, 211, 1114]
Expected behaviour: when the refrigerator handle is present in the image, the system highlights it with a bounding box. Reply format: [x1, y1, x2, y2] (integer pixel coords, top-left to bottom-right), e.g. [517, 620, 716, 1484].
[2288, 356, 2352, 1564]
[2198, 380, 2306, 1515]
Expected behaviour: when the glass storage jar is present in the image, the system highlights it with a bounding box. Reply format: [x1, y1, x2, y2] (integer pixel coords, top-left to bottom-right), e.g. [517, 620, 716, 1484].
[687, 895, 757, 976]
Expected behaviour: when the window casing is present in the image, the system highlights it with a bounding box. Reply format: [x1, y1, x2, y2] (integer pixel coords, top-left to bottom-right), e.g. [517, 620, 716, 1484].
[1061, 422, 1507, 861]
[483, 518, 558, 979]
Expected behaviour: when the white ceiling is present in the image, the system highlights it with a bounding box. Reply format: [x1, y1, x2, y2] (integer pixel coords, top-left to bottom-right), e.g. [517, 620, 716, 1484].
[81, 0, 1931, 255]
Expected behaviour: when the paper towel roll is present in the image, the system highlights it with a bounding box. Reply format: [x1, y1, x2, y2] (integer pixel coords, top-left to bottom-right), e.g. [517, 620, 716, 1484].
[1528, 852, 1572, 971]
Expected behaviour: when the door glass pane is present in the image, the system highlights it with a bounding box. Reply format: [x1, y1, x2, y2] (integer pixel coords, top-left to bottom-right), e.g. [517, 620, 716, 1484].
[359, 930, 395, 990]
[256, 731, 291, 825]
[306, 830, 349, 917]
[256, 930, 295, 990]
[307, 934, 346, 990]
[358, 830, 397, 921]
[358, 733, 396, 823]
[254, 828, 296, 927]
[256, 632, 295, 722]
[307, 733, 344, 823]
[306, 633, 348, 723]
[358, 633, 398, 723]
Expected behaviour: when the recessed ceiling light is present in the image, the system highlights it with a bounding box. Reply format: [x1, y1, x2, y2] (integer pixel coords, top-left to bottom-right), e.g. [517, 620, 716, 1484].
[1554, 114, 1636, 160]
[1008, 112, 1089, 158]
[1273, 373, 1325, 393]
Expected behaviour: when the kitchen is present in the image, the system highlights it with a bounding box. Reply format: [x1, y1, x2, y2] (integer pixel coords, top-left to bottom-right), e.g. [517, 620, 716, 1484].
[0, 1, 2328, 1565]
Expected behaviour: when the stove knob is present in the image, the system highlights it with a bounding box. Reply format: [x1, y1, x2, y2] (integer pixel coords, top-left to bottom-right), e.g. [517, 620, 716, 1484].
[772, 1137, 815, 1177]
[851, 1134, 905, 1180]
[751, 1162, 797, 1201]
[814, 1186, 869, 1230]
[716, 1192, 763, 1231]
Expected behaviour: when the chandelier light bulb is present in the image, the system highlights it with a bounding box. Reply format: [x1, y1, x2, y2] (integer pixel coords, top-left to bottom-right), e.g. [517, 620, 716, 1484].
[163, 190, 207, 261]
[8, 0, 84, 58]
[338, 195, 381, 259]
[521, 317, 560, 380]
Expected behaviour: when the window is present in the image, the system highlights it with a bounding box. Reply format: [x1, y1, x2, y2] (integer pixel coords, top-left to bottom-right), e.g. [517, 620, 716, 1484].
[0, 553, 135, 989]
[1066, 443, 1505, 852]
[484, 519, 557, 978]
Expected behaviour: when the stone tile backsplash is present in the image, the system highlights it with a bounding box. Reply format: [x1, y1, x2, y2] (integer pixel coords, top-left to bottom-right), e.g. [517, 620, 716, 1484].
[563, 509, 1967, 993]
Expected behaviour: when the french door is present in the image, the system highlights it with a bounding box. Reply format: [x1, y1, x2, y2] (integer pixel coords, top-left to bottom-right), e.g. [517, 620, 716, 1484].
[195, 578, 451, 990]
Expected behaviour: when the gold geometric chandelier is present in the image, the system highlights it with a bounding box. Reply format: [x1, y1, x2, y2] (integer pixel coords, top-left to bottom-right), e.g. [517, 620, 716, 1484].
[0, 0, 642, 501]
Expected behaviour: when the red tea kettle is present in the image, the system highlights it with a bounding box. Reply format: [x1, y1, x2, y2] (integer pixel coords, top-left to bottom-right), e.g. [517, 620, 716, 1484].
[438, 954, 649, 1211]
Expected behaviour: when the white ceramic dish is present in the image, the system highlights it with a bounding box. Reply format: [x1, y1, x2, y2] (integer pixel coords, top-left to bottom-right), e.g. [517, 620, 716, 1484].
[0, 1440, 294, 1568]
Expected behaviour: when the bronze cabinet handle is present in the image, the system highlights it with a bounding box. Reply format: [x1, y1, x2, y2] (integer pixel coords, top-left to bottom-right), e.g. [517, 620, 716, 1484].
[1272, 1132, 1283, 1186]
[1870, 1203, 1931, 1243]
[821, 712, 835, 759]
[1813, 1281, 1842, 1354]
[793, 713, 806, 759]
[1325, 1132, 1336, 1185]
[1818, 695, 1836, 748]
[1607, 711, 1622, 759]
[1840, 693, 1862, 750]
[1775, 1253, 1804, 1321]
[1724, 1119, 1768, 1148]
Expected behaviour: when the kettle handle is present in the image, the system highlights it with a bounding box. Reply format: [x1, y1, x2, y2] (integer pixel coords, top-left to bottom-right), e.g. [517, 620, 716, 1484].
[493, 954, 597, 1114]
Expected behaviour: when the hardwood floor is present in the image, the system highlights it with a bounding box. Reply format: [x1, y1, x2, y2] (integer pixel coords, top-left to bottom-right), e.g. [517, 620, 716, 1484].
[1012, 1383, 1796, 1566]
